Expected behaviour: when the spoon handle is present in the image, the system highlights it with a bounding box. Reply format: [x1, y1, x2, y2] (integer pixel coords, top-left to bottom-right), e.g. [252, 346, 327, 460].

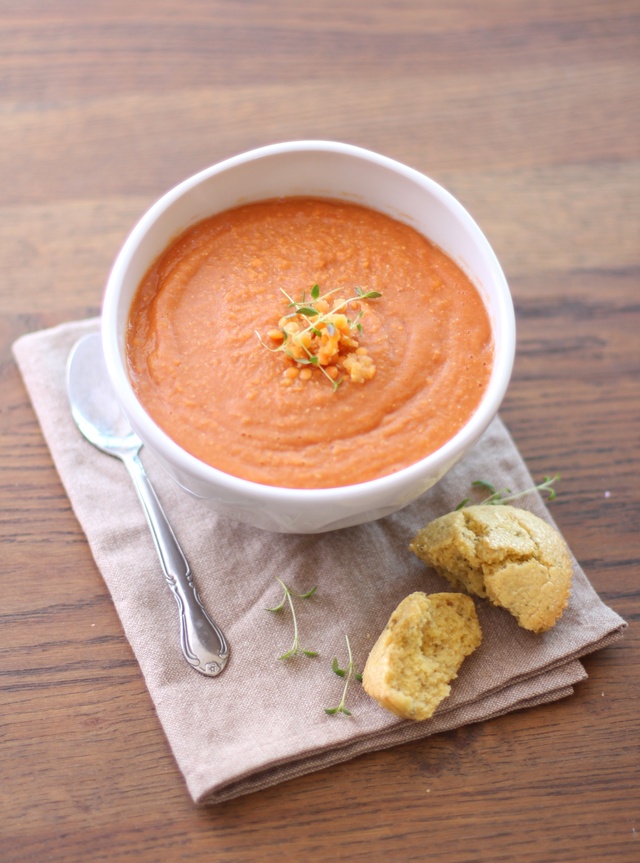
[122, 451, 229, 676]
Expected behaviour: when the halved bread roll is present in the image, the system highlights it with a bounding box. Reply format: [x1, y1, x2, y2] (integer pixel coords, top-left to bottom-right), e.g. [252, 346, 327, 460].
[410, 505, 572, 633]
[362, 591, 481, 721]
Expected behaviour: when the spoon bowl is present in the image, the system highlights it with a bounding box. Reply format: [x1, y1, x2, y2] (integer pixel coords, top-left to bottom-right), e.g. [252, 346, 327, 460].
[68, 334, 142, 456]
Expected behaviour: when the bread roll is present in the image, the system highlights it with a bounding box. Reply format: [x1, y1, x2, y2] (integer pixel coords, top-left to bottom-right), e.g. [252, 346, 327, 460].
[410, 505, 572, 633]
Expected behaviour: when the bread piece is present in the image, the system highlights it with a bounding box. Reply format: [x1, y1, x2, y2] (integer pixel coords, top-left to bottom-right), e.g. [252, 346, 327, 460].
[409, 505, 572, 633]
[362, 591, 482, 721]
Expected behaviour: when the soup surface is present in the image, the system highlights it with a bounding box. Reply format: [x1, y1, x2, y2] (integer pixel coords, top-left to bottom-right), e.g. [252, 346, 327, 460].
[126, 197, 493, 488]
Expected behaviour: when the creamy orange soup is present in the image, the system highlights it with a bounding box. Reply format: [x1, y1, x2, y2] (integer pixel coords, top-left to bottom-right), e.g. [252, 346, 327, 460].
[126, 197, 493, 488]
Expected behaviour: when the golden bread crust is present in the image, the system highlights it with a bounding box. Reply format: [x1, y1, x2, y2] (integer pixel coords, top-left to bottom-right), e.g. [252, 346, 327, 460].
[362, 591, 482, 720]
[409, 505, 572, 633]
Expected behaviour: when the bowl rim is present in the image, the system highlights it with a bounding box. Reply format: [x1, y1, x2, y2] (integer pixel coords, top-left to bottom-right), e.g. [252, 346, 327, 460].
[102, 139, 515, 504]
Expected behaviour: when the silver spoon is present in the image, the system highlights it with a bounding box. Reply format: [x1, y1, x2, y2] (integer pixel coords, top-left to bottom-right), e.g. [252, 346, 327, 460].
[66, 332, 229, 677]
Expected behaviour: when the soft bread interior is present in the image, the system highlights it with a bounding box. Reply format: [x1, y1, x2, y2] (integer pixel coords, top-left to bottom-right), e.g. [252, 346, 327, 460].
[362, 592, 482, 721]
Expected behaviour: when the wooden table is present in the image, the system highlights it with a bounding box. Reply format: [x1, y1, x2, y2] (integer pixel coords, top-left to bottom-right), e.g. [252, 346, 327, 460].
[2, 2, 638, 861]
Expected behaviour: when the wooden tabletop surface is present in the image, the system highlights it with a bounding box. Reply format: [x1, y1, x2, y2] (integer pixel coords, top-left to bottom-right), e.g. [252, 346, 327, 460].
[2, 2, 638, 861]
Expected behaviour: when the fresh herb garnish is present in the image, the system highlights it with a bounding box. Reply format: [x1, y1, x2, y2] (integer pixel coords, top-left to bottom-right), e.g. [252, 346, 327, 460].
[455, 474, 560, 510]
[324, 635, 362, 716]
[267, 578, 319, 660]
[256, 284, 381, 391]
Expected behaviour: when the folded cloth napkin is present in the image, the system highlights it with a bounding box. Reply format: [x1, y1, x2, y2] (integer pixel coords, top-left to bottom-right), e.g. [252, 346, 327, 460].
[13, 318, 626, 805]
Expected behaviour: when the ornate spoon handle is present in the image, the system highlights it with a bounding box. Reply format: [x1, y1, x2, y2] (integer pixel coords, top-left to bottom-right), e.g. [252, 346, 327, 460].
[123, 450, 229, 676]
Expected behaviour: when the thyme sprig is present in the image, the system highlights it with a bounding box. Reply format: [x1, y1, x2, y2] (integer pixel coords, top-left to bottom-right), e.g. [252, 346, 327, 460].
[455, 474, 560, 510]
[282, 283, 382, 323]
[267, 577, 319, 660]
[256, 283, 382, 391]
[324, 635, 362, 716]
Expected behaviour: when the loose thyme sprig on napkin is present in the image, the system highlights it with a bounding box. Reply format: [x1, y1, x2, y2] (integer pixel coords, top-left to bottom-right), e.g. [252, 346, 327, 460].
[455, 474, 559, 510]
[325, 635, 362, 717]
[266, 578, 319, 660]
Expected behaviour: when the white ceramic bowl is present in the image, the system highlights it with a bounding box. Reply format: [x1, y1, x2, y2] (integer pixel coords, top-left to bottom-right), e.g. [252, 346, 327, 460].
[102, 141, 515, 533]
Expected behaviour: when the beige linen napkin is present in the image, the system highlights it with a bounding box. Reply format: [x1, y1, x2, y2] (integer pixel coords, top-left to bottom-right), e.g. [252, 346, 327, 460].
[13, 318, 626, 805]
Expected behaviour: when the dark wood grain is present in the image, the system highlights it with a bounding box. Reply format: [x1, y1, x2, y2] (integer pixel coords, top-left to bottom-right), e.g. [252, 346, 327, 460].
[2, 2, 638, 861]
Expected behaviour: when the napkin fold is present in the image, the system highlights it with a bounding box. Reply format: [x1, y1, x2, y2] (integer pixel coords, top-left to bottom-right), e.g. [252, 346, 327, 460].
[12, 318, 626, 805]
